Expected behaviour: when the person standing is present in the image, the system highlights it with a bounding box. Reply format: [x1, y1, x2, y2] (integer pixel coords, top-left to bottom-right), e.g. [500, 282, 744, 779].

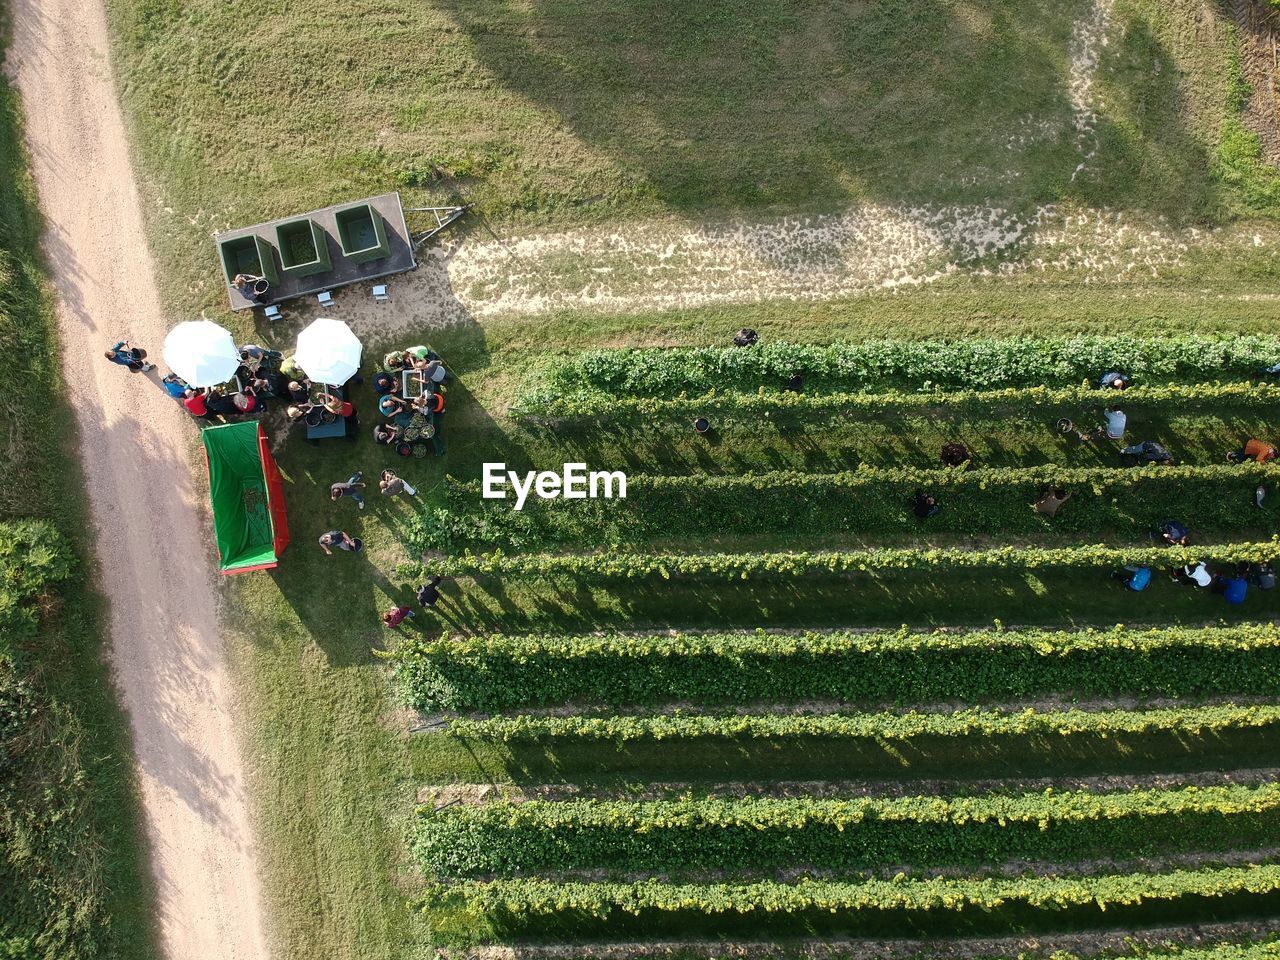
[104, 339, 153, 372]
[416, 576, 445, 608]
[379, 470, 417, 498]
[331, 472, 366, 510]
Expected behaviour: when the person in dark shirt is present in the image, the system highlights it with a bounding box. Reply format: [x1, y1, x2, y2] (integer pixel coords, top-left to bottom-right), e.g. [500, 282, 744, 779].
[1099, 371, 1130, 390]
[913, 490, 939, 519]
[1252, 562, 1277, 590]
[1121, 441, 1174, 466]
[416, 576, 444, 608]
[382, 605, 415, 628]
[1156, 519, 1190, 546]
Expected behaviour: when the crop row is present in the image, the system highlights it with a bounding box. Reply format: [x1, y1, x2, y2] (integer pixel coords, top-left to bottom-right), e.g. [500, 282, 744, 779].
[514, 381, 1280, 424]
[423, 863, 1280, 927]
[427, 542, 1278, 580]
[394, 623, 1280, 712]
[521, 336, 1280, 403]
[413, 464, 1280, 552]
[442, 702, 1280, 742]
[414, 782, 1280, 879]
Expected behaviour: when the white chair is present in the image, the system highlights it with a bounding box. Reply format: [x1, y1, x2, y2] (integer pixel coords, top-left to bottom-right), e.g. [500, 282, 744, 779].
[372, 284, 390, 303]
[317, 291, 335, 308]
[263, 304, 282, 321]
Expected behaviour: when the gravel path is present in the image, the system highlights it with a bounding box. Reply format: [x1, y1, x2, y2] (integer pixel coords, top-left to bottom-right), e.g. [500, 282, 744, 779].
[5, 2, 269, 958]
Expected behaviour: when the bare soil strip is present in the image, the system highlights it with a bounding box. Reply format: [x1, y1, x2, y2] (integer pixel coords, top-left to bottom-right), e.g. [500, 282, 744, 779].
[5, 1, 269, 958]
[447, 918, 1280, 960]
[418, 767, 1280, 807]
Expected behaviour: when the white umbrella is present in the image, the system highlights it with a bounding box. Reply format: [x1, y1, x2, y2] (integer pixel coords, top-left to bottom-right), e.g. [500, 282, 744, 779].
[294, 317, 362, 385]
[163, 320, 240, 387]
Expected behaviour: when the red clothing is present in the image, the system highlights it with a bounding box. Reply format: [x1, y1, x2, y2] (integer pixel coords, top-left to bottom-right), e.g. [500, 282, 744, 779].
[1245, 438, 1277, 463]
[382, 606, 412, 627]
[339, 401, 354, 418]
[183, 393, 207, 416]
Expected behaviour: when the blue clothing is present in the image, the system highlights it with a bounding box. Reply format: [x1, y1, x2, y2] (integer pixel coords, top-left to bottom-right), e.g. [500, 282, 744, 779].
[1223, 577, 1248, 604]
[1126, 566, 1152, 591]
[108, 341, 136, 366]
[162, 376, 188, 399]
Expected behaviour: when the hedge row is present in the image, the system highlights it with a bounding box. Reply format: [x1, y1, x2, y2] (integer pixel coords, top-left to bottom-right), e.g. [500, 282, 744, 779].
[424, 863, 1280, 924]
[414, 782, 1280, 879]
[413, 464, 1280, 552]
[522, 336, 1280, 403]
[514, 381, 1280, 424]
[394, 623, 1280, 712]
[443, 702, 1280, 742]
[427, 542, 1278, 580]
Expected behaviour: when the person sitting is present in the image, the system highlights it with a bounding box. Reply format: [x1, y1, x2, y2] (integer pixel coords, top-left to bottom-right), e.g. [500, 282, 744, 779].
[1173, 561, 1213, 587]
[287, 380, 311, 404]
[373, 422, 401, 445]
[940, 442, 973, 469]
[412, 390, 446, 415]
[913, 490, 940, 519]
[414, 358, 449, 386]
[1156, 519, 1190, 547]
[1252, 562, 1277, 590]
[1099, 371, 1130, 390]
[373, 371, 400, 396]
[1121, 440, 1174, 466]
[733, 328, 759, 347]
[205, 391, 239, 417]
[231, 388, 258, 414]
[1101, 406, 1126, 441]
[1034, 488, 1072, 517]
[1114, 565, 1152, 591]
[379, 394, 410, 418]
[1227, 439, 1279, 464]
[285, 403, 313, 423]
[279, 354, 305, 380]
[161, 372, 189, 400]
[182, 388, 214, 420]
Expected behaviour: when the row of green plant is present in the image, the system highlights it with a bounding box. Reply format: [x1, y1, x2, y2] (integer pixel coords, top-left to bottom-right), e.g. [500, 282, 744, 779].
[394, 623, 1280, 712]
[414, 782, 1280, 879]
[424, 863, 1280, 931]
[514, 381, 1280, 424]
[443, 702, 1280, 742]
[522, 336, 1280, 403]
[426, 542, 1278, 580]
[413, 464, 1280, 552]
[0, 520, 73, 664]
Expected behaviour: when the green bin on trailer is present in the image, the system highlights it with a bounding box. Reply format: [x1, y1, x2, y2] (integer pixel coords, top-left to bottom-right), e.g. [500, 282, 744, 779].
[334, 202, 391, 264]
[202, 422, 290, 574]
[218, 234, 279, 285]
[275, 217, 333, 278]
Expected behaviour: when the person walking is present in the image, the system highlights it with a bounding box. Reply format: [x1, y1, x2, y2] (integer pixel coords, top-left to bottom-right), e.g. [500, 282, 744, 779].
[105, 339, 153, 372]
[379, 470, 417, 498]
[381, 605, 416, 628]
[331, 471, 366, 510]
[318, 530, 362, 555]
[416, 576, 444, 608]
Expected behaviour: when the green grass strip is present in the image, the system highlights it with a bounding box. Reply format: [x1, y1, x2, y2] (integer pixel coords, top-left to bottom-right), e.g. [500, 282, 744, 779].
[429, 542, 1279, 580]
[523, 336, 1280, 403]
[393, 623, 1280, 712]
[443, 703, 1280, 742]
[419, 463, 1280, 552]
[414, 782, 1280, 879]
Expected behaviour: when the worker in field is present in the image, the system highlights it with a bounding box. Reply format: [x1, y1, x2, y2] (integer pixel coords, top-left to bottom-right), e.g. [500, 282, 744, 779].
[1099, 370, 1130, 391]
[1227, 439, 1279, 464]
[1121, 440, 1174, 466]
[1113, 565, 1152, 591]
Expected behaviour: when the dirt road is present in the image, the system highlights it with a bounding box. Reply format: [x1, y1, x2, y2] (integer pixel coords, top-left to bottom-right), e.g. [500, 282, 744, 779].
[5, 1, 270, 958]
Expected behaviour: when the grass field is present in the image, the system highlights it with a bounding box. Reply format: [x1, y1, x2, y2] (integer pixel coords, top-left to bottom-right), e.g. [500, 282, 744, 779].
[0, 11, 158, 958]
[98, 0, 1280, 956]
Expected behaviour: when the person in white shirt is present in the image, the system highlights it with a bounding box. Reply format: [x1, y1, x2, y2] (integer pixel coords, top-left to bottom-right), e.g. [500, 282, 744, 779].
[1102, 406, 1126, 440]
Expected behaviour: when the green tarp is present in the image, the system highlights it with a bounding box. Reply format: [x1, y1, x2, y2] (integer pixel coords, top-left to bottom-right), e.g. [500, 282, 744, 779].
[203, 422, 278, 572]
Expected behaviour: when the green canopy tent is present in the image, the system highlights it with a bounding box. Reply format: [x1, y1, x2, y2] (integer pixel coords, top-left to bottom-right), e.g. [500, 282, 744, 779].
[201, 422, 290, 574]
